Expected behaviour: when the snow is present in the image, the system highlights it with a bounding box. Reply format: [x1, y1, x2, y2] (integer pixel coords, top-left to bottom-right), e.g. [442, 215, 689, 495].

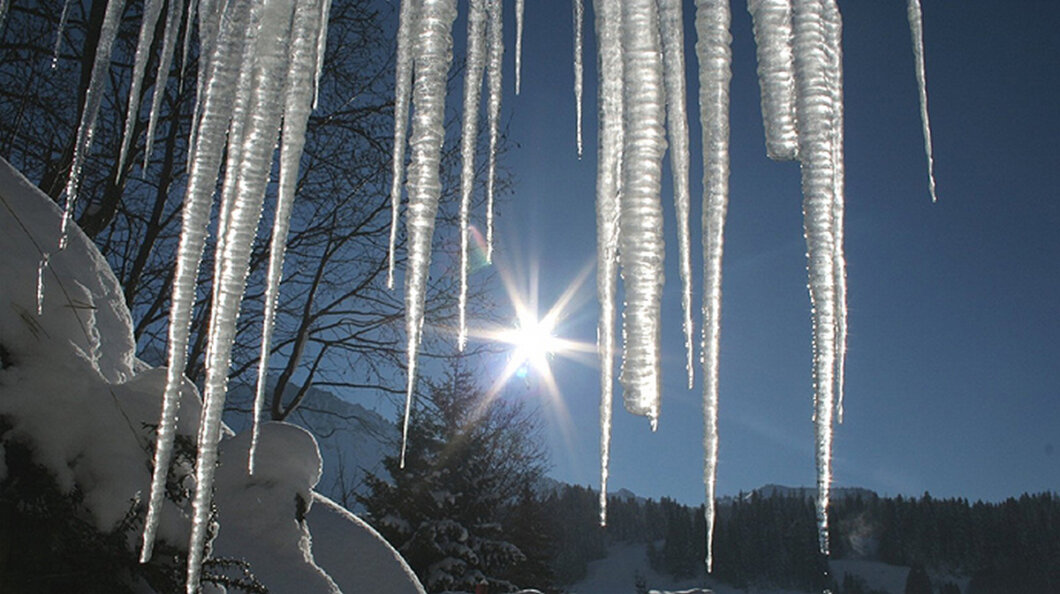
[1, 155, 426, 593]
[212, 422, 340, 593]
[308, 493, 427, 594]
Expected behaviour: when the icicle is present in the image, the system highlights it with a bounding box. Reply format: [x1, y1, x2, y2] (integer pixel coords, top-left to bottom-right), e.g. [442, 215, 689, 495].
[658, 0, 694, 390]
[792, 0, 840, 555]
[117, 0, 166, 177]
[186, 0, 224, 171]
[311, 0, 332, 108]
[484, 0, 502, 263]
[387, 0, 418, 290]
[140, 0, 257, 565]
[515, 0, 524, 94]
[142, 0, 185, 170]
[36, 253, 49, 315]
[618, 0, 666, 425]
[907, 0, 937, 202]
[592, 0, 623, 526]
[399, 0, 457, 468]
[746, 0, 798, 161]
[457, 0, 487, 351]
[58, 0, 125, 250]
[250, 0, 325, 475]
[186, 0, 295, 586]
[180, 0, 199, 80]
[694, 0, 732, 573]
[822, 0, 847, 424]
[572, 0, 583, 157]
[51, 0, 74, 69]
[0, 0, 7, 31]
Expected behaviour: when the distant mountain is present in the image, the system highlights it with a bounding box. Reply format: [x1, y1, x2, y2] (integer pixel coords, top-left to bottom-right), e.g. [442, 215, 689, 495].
[223, 381, 397, 509]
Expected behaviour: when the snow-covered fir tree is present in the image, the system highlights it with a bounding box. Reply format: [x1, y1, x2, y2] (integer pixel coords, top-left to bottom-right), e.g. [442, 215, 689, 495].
[359, 362, 549, 593]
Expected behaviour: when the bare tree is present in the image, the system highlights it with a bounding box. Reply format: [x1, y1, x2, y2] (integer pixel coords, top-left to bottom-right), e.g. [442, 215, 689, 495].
[0, 0, 509, 425]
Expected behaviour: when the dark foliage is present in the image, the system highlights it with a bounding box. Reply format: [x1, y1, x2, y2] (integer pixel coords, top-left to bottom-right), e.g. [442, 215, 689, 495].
[359, 362, 551, 593]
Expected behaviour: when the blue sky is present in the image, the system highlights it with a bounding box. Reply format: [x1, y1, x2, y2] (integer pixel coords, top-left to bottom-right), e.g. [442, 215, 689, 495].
[464, 0, 1060, 506]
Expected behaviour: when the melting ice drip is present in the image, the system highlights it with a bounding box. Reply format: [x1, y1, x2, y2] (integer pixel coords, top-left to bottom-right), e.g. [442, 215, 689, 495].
[42, 0, 941, 587]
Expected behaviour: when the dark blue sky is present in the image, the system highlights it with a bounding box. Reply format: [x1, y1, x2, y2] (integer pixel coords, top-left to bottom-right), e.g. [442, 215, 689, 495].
[458, 0, 1060, 504]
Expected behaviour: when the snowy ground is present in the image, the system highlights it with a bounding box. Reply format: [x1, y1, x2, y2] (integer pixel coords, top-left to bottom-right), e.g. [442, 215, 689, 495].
[568, 542, 945, 594]
[567, 542, 807, 594]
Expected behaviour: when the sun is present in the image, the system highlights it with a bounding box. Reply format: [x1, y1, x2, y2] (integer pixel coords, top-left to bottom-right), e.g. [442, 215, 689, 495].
[463, 256, 596, 405]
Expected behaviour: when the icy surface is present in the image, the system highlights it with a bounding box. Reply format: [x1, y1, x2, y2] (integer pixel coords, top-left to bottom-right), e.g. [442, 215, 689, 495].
[142, 0, 257, 564]
[186, 0, 296, 586]
[457, 0, 487, 351]
[573, 0, 584, 156]
[141, 0, 185, 169]
[907, 0, 938, 202]
[117, 0, 165, 175]
[485, 0, 503, 261]
[659, 0, 694, 389]
[694, 0, 732, 572]
[515, 0, 524, 94]
[592, 0, 623, 524]
[51, 0, 73, 68]
[746, 0, 798, 161]
[792, 0, 841, 554]
[400, 0, 458, 467]
[618, 0, 666, 425]
[387, 0, 416, 289]
[58, 0, 124, 250]
[251, 0, 326, 474]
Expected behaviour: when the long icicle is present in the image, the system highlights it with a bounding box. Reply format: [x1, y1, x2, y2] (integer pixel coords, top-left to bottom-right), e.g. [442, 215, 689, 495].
[51, 0, 74, 69]
[117, 0, 166, 176]
[142, 0, 186, 170]
[457, 0, 488, 351]
[746, 0, 798, 161]
[822, 0, 847, 424]
[140, 0, 256, 564]
[186, 0, 295, 586]
[793, 0, 839, 555]
[906, 0, 937, 202]
[58, 0, 125, 250]
[400, 0, 457, 468]
[249, 0, 325, 475]
[515, 0, 524, 94]
[592, 0, 623, 526]
[658, 0, 695, 390]
[387, 0, 418, 289]
[484, 0, 503, 262]
[572, 0, 583, 157]
[694, 0, 732, 573]
[618, 0, 666, 426]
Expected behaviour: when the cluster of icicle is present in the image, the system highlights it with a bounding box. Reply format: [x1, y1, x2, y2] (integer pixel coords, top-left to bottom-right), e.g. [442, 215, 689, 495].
[41, 0, 330, 589]
[37, 0, 940, 585]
